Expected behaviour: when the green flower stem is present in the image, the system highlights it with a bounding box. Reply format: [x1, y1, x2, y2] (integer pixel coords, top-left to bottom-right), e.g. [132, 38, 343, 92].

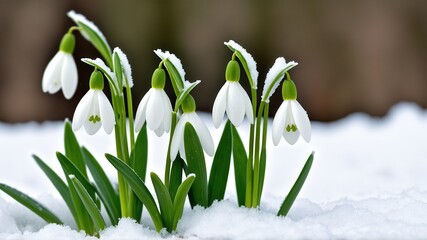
[258, 103, 269, 203]
[165, 112, 177, 188]
[67, 26, 82, 34]
[245, 88, 257, 207]
[125, 82, 135, 150]
[251, 100, 266, 208]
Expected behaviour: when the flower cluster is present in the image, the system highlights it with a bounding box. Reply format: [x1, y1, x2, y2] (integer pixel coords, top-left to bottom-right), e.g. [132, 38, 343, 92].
[0, 11, 315, 237]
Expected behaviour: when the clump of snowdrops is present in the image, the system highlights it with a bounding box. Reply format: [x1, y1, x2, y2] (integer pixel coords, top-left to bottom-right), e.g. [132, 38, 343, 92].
[0, 11, 314, 236]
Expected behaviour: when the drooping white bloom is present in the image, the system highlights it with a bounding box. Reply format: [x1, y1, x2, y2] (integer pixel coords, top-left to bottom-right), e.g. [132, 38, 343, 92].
[170, 112, 214, 160]
[272, 100, 311, 145]
[113, 47, 133, 88]
[212, 81, 253, 128]
[42, 51, 78, 99]
[224, 40, 259, 88]
[134, 88, 172, 137]
[262, 57, 298, 103]
[72, 89, 115, 135]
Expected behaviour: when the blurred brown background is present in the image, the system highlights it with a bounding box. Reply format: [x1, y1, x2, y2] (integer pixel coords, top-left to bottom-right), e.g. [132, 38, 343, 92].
[1, 0, 426, 122]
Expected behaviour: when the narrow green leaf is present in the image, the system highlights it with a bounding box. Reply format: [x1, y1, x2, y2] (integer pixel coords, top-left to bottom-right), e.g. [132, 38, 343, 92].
[113, 52, 123, 89]
[130, 124, 148, 221]
[184, 123, 208, 208]
[105, 154, 164, 232]
[169, 156, 184, 201]
[174, 80, 201, 111]
[64, 121, 86, 177]
[208, 120, 232, 206]
[163, 60, 184, 96]
[56, 152, 96, 201]
[231, 124, 247, 206]
[258, 147, 267, 203]
[277, 153, 314, 217]
[75, 21, 113, 67]
[150, 172, 174, 232]
[33, 155, 77, 221]
[82, 148, 120, 225]
[70, 177, 106, 232]
[172, 174, 195, 230]
[0, 183, 62, 224]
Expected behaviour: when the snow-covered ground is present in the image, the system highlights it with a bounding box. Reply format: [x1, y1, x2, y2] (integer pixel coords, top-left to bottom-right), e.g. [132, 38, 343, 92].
[1, 102, 427, 239]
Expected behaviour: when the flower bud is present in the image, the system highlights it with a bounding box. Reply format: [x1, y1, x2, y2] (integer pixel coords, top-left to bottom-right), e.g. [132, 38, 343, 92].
[181, 95, 196, 113]
[89, 70, 104, 90]
[225, 60, 240, 82]
[282, 79, 297, 100]
[151, 68, 166, 89]
[59, 33, 76, 54]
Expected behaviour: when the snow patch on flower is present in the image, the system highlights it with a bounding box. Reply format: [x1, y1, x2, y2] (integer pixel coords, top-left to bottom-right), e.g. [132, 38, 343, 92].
[262, 57, 298, 103]
[113, 47, 133, 88]
[154, 49, 186, 84]
[224, 40, 259, 89]
[67, 10, 108, 46]
[81, 58, 117, 86]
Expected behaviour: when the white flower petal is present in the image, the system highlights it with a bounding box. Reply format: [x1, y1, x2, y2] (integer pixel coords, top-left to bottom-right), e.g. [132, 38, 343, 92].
[272, 101, 290, 146]
[134, 89, 152, 132]
[179, 141, 186, 159]
[283, 129, 300, 145]
[84, 118, 102, 135]
[72, 90, 94, 131]
[154, 122, 164, 137]
[83, 91, 101, 135]
[236, 82, 254, 124]
[170, 114, 187, 160]
[291, 100, 311, 142]
[43, 52, 64, 94]
[189, 112, 215, 157]
[61, 54, 78, 99]
[161, 90, 172, 133]
[227, 82, 246, 126]
[146, 89, 163, 131]
[98, 90, 115, 134]
[212, 82, 229, 128]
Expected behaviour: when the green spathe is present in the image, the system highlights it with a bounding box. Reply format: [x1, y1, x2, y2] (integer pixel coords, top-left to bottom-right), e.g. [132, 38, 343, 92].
[89, 71, 104, 90]
[282, 79, 297, 100]
[181, 95, 196, 113]
[151, 68, 166, 89]
[225, 60, 240, 82]
[59, 33, 76, 54]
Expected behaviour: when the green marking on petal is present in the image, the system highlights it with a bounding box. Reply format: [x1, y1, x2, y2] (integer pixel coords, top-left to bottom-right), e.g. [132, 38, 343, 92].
[89, 115, 101, 123]
[286, 124, 298, 132]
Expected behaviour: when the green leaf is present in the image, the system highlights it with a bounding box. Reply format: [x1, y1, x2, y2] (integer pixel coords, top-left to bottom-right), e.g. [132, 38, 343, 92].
[33, 155, 77, 221]
[74, 21, 113, 67]
[150, 172, 174, 232]
[172, 174, 195, 230]
[113, 52, 123, 89]
[174, 80, 201, 112]
[64, 121, 86, 177]
[257, 147, 267, 203]
[70, 177, 106, 232]
[56, 152, 96, 202]
[130, 124, 148, 222]
[277, 153, 314, 217]
[163, 59, 184, 96]
[82, 147, 120, 225]
[105, 154, 164, 232]
[169, 156, 185, 201]
[0, 183, 62, 224]
[231, 124, 247, 206]
[208, 120, 232, 206]
[184, 123, 208, 208]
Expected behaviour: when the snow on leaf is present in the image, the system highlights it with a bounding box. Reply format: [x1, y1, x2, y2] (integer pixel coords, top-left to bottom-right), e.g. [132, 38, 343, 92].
[262, 57, 298, 103]
[154, 49, 186, 84]
[67, 10, 108, 45]
[113, 47, 133, 88]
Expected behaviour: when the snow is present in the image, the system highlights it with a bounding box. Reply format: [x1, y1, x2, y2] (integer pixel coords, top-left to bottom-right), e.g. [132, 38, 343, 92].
[224, 40, 259, 88]
[1, 102, 427, 239]
[261, 57, 298, 102]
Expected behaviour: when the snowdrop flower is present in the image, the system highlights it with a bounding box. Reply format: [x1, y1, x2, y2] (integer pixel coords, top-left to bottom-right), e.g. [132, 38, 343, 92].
[171, 95, 214, 160]
[72, 70, 115, 135]
[212, 60, 253, 128]
[135, 68, 172, 137]
[272, 79, 311, 145]
[42, 33, 78, 99]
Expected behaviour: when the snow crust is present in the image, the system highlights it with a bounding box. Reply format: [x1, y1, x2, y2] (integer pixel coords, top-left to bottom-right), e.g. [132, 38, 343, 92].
[1, 102, 427, 239]
[224, 40, 259, 88]
[262, 57, 298, 102]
